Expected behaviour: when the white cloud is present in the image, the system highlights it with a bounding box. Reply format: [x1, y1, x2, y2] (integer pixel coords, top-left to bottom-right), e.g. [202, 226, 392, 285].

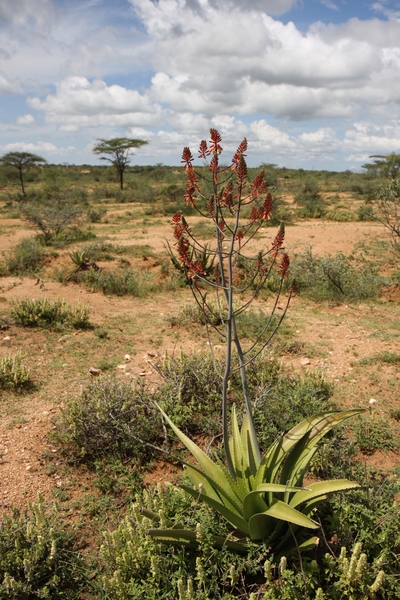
[58, 124, 79, 132]
[129, 0, 398, 122]
[0, 140, 64, 154]
[15, 113, 35, 125]
[0, 71, 23, 95]
[28, 76, 163, 128]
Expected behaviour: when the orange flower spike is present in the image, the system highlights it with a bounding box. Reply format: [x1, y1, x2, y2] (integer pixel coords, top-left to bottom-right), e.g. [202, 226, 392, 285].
[277, 253, 290, 277]
[209, 155, 219, 184]
[171, 210, 182, 225]
[181, 147, 194, 168]
[236, 154, 248, 186]
[259, 192, 273, 221]
[231, 138, 247, 171]
[198, 140, 208, 159]
[250, 170, 266, 199]
[209, 128, 222, 155]
[249, 206, 258, 224]
[272, 222, 285, 254]
[236, 229, 244, 248]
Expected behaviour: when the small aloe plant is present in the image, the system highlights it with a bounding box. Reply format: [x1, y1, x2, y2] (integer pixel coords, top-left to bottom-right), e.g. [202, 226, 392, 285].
[147, 130, 362, 555]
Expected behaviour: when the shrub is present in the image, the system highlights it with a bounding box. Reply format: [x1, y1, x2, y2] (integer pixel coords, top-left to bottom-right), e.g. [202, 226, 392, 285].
[353, 415, 399, 454]
[290, 248, 382, 302]
[100, 484, 390, 599]
[19, 198, 84, 244]
[376, 178, 400, 255]
[100, 484, 271, 599]
[55, 376, 162, 462]
[87, 207, 107, 223]
[357, 203, 375, 221]
[295, 179, 326, 218]
[10, 298, 91, 329]
[0, 350, 31, 390]
[4, 237, 49, 275]
[326, 470, 400, 596]
[0, 495, 85, 599]
[154, 351, 224, 437]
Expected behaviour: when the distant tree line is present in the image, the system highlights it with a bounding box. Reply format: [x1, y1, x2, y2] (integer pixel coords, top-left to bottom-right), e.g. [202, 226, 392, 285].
[0, 137, 148, 195]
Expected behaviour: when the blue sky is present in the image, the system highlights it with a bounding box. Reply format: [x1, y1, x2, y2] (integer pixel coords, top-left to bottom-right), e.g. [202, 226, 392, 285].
[1, 0, 400, 170]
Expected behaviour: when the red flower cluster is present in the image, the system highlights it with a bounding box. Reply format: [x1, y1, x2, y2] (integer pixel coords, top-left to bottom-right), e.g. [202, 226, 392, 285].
[209, 128, 223, 155]
[272, 223, 285, 255]
[250, 171, 267, 199]
[277, 253, 290, 277]
[171, 211, 203, 280]
[232, 139, 247, 172]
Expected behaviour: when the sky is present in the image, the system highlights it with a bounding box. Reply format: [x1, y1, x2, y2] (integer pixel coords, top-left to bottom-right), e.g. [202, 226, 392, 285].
[1, 0, 400, 171]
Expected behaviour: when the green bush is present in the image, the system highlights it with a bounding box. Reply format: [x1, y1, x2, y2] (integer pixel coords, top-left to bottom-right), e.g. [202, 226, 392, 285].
[19, 198, 84, 244]
[295, 180, 326, 218]
[353, 415, 399, 454]
[55, 376, 161, 462]
[252, 370, 334, 450]
[0, 350, 31, 390]
[99, 483, 390, 599]
[10, 297, 91, 329]
[0, 495, 85, 599]
[87, 207, 107, 223]
[357, 203, 375, 221]
[100, 484, 270, 600]
[290, 248, 382, 302]
[154, 351, 224, 436]
[4, 237, 49, 275]
[326, 470, 400, 596]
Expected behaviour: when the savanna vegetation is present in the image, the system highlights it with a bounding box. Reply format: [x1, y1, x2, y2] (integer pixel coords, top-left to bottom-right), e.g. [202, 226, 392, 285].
[0, 141, 399, 598]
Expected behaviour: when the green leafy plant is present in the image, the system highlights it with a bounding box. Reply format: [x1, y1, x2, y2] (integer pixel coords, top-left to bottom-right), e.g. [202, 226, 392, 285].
[261, 542, 386, 599]
[19, 197, 84, 245]
[4, 237, 49, 275]
[375, 178, 400, 256]
[289, 248, 382, 302]
[0, 495, 85, 599]
[10, 297, 91, 329]
[353, 415, 399, 454]
[0, 350, 31, 390]
[295, 179, 326, 218]
[146, 129, 362, 555]
[54, 376, 162, 462]
[150, 407, 361, 555]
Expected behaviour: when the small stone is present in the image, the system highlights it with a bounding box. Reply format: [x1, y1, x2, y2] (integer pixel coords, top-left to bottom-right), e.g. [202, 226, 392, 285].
[42, 411, 49, 416]
[300, 357, 311, 366]
[26, 465, 31, 471]
[124, 354, 131, 361]
[369, 398, 377, 405]
[89, 367, 101, 376]
[3, 336, 11, 341]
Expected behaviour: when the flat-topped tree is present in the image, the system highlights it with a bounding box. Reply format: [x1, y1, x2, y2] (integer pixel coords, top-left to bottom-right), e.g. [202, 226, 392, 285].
[92, 137, 148, 190]
[0, 151, 47, 196]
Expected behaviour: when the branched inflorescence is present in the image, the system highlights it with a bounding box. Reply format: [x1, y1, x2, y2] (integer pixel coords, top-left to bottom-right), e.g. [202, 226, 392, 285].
[172, 129, 292, 474]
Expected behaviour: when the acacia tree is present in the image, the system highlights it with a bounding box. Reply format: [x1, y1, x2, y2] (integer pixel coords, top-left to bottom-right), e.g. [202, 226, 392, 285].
[92, 137, 148, 190]
[0, 151, 47, 196]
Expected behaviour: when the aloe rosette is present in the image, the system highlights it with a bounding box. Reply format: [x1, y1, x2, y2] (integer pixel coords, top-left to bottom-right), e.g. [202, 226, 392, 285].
[147, 407, 362, 555]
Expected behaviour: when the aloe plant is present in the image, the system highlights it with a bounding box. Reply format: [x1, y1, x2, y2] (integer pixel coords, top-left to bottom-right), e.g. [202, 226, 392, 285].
[148, 130, 362, 555]
[148, 407, 362, 555]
